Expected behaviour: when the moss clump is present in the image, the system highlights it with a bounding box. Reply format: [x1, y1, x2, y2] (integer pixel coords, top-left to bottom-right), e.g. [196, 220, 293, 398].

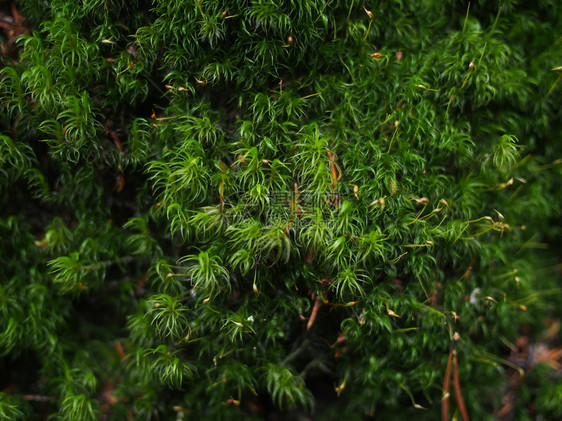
[1, 1, 561, 419]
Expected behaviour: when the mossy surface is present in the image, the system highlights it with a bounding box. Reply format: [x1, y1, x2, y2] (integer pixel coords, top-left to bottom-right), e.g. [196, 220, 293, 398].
[1, 1, 561, 419]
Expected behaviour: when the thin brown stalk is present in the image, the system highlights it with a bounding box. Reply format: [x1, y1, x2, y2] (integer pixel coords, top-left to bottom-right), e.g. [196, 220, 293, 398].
[442, 349, 453, 421]
[453, 351, 470, 421]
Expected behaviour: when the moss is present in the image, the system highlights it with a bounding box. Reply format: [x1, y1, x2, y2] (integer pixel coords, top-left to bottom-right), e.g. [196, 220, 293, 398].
[1, 0, 561, 419]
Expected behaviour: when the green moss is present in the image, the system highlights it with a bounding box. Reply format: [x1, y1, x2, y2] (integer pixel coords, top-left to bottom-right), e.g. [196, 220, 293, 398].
[1, 0, 561, 419]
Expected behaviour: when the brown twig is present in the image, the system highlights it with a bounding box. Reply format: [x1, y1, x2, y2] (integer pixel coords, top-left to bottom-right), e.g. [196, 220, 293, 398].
[327, 151, 341, 206]
[306, 296, 322, 330]
[442, 332, 469, 421]
[442, 347, 453, 421]
[23, 394, 56, 402]
[0, 4, 29, 57]
[453, 350, 470, 421]
[114, 341, 126, 359]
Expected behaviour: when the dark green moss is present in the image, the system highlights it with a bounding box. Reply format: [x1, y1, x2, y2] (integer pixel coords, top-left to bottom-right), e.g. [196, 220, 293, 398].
[1, 0, 561, 419]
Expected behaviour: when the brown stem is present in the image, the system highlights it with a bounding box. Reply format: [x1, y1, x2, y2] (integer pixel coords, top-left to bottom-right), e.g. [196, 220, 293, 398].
[453, 351, 470, 421]
[442, 349, 453, 421]
[307, 296, 322, 330]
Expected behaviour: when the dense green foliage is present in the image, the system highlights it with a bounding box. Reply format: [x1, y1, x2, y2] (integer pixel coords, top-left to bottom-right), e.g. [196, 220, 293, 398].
[1, 0, 561, 419]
